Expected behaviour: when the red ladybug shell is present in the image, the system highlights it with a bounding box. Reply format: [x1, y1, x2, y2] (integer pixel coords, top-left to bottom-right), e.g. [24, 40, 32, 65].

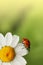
[22, 38, 30, 48]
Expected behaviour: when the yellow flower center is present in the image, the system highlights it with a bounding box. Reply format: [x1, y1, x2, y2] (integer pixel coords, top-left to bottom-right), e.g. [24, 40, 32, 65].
[0, 46, 16, 62]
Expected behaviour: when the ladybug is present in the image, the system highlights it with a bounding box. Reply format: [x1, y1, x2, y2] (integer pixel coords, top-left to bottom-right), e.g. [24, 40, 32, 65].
[22, 38, 30, 48]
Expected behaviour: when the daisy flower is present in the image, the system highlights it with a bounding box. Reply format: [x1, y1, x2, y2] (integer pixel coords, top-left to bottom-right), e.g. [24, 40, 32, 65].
[0, 32, 28, 65]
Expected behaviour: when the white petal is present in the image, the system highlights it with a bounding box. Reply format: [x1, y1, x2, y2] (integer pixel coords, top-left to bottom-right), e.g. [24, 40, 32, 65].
[11, 56, 26, 65]
[0, 60, 2, 65]
[0, 33, 6, 48]
[10, 35, 19, 48]
[2, 63, 11, 65]
[15, 43, 28, 56]
[16, 56, 27, 64]
[11, 60, 22, 65]
[5, 32, 12, 46]
[0, 46, 1, 49]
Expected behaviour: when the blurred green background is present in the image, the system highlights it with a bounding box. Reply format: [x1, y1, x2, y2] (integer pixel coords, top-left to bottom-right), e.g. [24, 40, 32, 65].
[0, 0, 43, 65]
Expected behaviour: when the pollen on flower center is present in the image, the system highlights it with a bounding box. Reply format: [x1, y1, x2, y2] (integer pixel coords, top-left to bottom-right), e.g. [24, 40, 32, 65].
[0, 46, 16, 62]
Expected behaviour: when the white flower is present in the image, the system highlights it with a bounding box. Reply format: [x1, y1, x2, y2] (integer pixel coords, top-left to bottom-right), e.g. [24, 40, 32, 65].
[0, 32, 28, 65]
